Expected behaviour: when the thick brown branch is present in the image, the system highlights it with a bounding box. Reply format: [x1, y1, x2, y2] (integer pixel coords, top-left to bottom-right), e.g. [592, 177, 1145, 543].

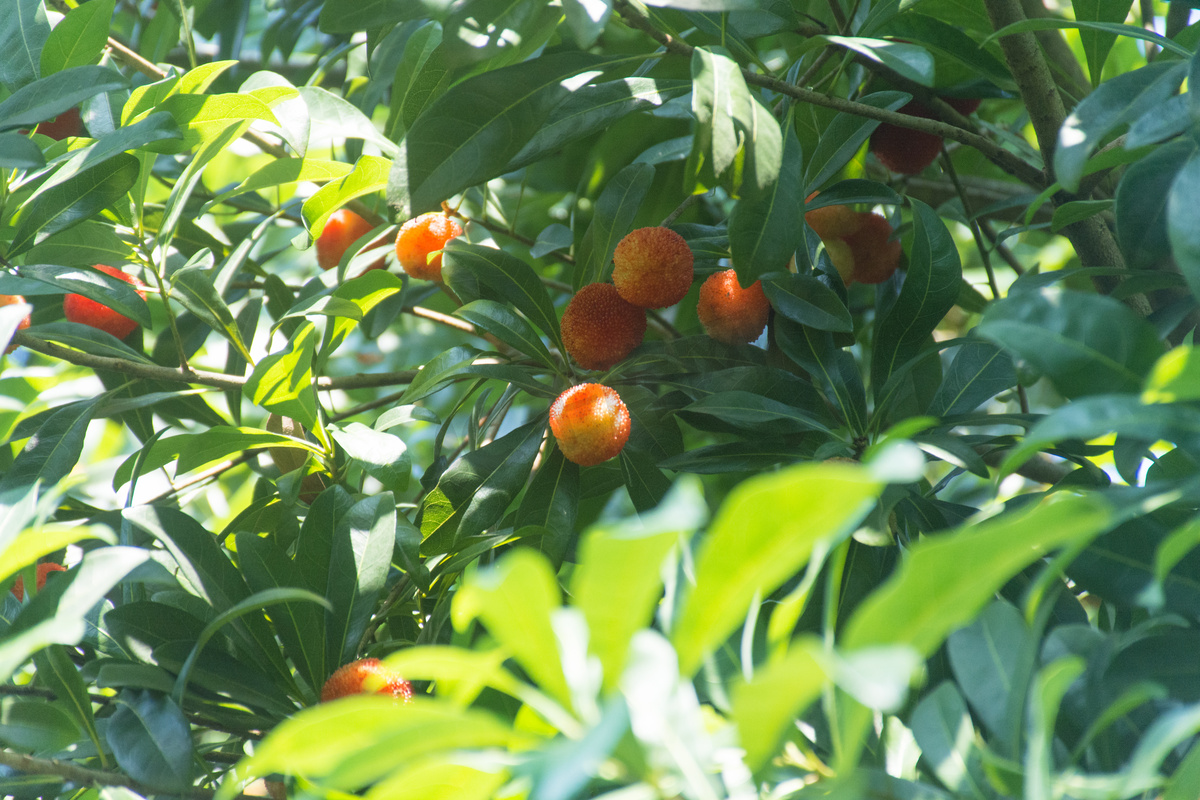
[0, 750, 256, 800]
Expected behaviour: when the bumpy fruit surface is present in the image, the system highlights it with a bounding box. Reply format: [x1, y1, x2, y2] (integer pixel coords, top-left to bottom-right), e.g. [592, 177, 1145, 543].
[612, 226, 694, 309]
[560, 283, 647, 370]
[36, 107, 84, 140]
[697, 270, 770, 345]
[804, 193, 860, 241]
[63, 265, 147, 340]
[317, 209, 386, 272]
[320, 658, 414, 703]
[11, 563, 67, 601]
[394, 212, 463, 281]
[869, 101, 943, 175]
[0, 294, 31, 353]
[549, 383, 631, 467]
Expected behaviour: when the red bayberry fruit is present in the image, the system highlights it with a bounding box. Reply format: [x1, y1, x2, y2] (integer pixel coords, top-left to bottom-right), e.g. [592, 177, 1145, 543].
[63, 265, 147, 340]
[320, 658, 414, 703]
[946, 97, 981, 115]
[394, 212, 464, 282]
[36, 107, 84, 140]
[0, 294, 31, 354]
[697, 269, 770, 344]
[11, 563, 67, 601]
[612, 226, 694, 309]
[869, 101, 944, 175]
[549, 383, 632, 467]
[317, 209, 387, 272]
[842, 212, 902, 285]
[560, 282, 647, 371]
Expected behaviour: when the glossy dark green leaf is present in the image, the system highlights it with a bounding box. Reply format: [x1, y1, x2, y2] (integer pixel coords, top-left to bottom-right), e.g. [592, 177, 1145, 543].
[24, 220, 129, 266]
[0, 133, 44, 169]
[442, 243, 562, 350]
[679, 390, 834, 435]
[244, 323, 318, 428]
[399, 345, 479, 405]
[618, 447, 673, 513]
[324, 494, 394, 668]
[514, 449, 579, 568]
[40, 0, 115, 76]
[420, 421, 544, 556]
[21, 263, 152, 327]
[927, 339, 1017, 416]
[826, 36, 935, 86]
[0, 698, 79, 752]
[1054, 61, 1184, 192]
[689, 46, 747, 188]
[775, 318, 867, 432]
[947, 600, 1032, 749]
[331, 423, 410, 494]
[976, 286, 1165, 399]
[0, 398, 97, 498]
[805, 91, 909, 190]
[0, 0, 48, 91]
[872, 200, 961, 397]
[0, 65, 125, 132]
[176, 426, 319, 475]
[455, 300, 556, 369]
[170, 261, 253, 362]
[317, 0, 422, 32]
[1117, 140, 1194, 271]
[729, 128, 804, 284]
[389, 53, 605, 217]
[107, 690, 193, 792]
[659, 439, 811, 473]
[909, 682, 989, 796]
[32, 645, 101, 757]
[9, 153, 139, 256]
[877, 14, 1012, 87]
[764, 273, 852, 332]
[1167, 150, 1200, 304]
[390, 22, 449, 137]
[575, 162, 656, 288]
[1051, 200, 1111, 231]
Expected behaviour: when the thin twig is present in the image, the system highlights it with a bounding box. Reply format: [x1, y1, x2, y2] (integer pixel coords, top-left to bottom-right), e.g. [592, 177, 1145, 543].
[0, 751, 258, 800]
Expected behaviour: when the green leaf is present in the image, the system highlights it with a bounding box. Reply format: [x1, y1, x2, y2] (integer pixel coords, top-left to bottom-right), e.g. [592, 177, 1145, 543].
[1054, 61, 1184, 192]
[946, 600, 1032, 751]
[400, 345, 479, 405]
[764, 272, 852, 332]
[32, 645, 102, 762]
[690, 46, 765, 190]
[1167, 150, 1200, 304]
[673, 461, 881, 675]
[987, 18, 1191, 58]
[774, 318, 868, 432]
[872, 199, 961, 397]
[805, 91, 910, 189]
[513, 449, 579, 568]
[455, 300, 556, 369]
[176, 426, 322, 475]
[0, 398, 98, 498]
[324, 494, 395, 668]
[40, 0, 115, 76]
[453, 549, 571, 709]
[301, 154, 391, 239]
[1144, 345, 1200, 403]
[208, 157, 353, 208]
[617, 446, 673, 513]
[909, 682, 988, 796]
[976, 285, 1165, 399]
[843, 494, 1111, 656]
[331, 424, 410, 494]
[0, 132, 44, 168]
[24, 220, 129, 266]
[1072, 0, 1133, 84]
[0, 65, 125, 132]
[389, 53, 604, 217]
[1026, 657, 1086, 800]
[8, 153, 139, 256]
[927, 339, 1017, 416]
[1117, 139, 1194, 271]
[20, 263, 152, 328]
[320, 269, 405, 369]
[729, 128, 804, 284]
[317, 0, 423, 33]
[575, 162, 655, 287]
[170, 259, 254, 362]
[825, 37, 935, 86]
[244, 323, 319, 429]
[0, 697, 79, 752]
[441, 243, 562, 350]
[732, 638, 827, 772]
[679, 390, 834, 435]
[1051, 199, 1112, 231]
[155, 92, 279, 151]
[419, 421, 544, 555]
[0, 0, 48, 91]
[107, 690, 194, 792]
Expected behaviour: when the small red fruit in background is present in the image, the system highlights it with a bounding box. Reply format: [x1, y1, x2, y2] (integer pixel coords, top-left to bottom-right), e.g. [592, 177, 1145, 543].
[842, 213, 902, 284]
[549, 383, 631, 467]
[394, 212, 463, 282]
[945, 97, 981, 116]
[612, 226, 694, 309]
[0, 294, 32, 354]
[316, 209, 387, 272]
[11, 563, 67, 601]
[870, 101, 944, 175]
[560, 282, 647, 371]
[63, 265, 147, 340]
[697, 269, 770, 345]
[320, 657, 414, 703]
[36, 107, 84, 140]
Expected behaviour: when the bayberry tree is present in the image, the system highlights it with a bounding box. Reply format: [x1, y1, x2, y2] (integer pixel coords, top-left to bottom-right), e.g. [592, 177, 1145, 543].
[2, 0, 1200, 798]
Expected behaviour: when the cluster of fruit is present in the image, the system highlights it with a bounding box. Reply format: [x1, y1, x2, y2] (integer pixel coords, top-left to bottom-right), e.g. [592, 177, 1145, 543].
[316, 208, 463, 281]
[804, 194, 902, 286]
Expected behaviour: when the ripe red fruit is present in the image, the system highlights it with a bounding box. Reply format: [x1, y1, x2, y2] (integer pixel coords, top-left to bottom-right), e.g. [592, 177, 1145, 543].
[36, 107, 84, 140]
[842, 213, 902, 284]
[63, 265, 147, 340]
[560, 282, 647, 370]
[549, 383, 632, 467]
[612, 226, 694, 309]
[870, 101, 944, 175]
[697, 269, 770, 344]
[804, 194, 861, 242]
[316, 209, 387, 272]
[11, 563, 67, 601]
[320, 658, 414, 703]
[946, 97, 981, 115]
[0, 294, 32, 353]
[394, 212, 463, 282]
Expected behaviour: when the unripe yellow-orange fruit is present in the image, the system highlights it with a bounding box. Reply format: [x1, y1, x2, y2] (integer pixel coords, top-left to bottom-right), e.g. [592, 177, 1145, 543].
[697, 269, 770, 344]
[549, 383, 631, 466]
[560, 282, 647, 370]
[394, 212, 463, 282]
[612, 226, 694, 309]
[320, 658, 414, 703]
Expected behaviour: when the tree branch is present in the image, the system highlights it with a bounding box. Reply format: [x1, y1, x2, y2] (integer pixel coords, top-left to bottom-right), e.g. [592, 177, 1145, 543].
[0, 750, 257, 800]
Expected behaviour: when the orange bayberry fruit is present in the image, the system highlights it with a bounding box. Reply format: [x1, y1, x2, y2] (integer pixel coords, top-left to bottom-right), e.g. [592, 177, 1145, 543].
[11, 563, 67, 601]
[63, 265, 147, 340]
[1, 294, 31, 353]
[549, 383, 632, 467]
[804, 192, 861, 241]
[394, 212, 463, 282]
[869, 101, 944, 175]
[612, 226, 694, 309]
[842, 213, 902, 285]
[697, 269, 770, 344]
[320, 658, 414, 703]
[317, 209, 387, 272]
[560, 282, 647, 371]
